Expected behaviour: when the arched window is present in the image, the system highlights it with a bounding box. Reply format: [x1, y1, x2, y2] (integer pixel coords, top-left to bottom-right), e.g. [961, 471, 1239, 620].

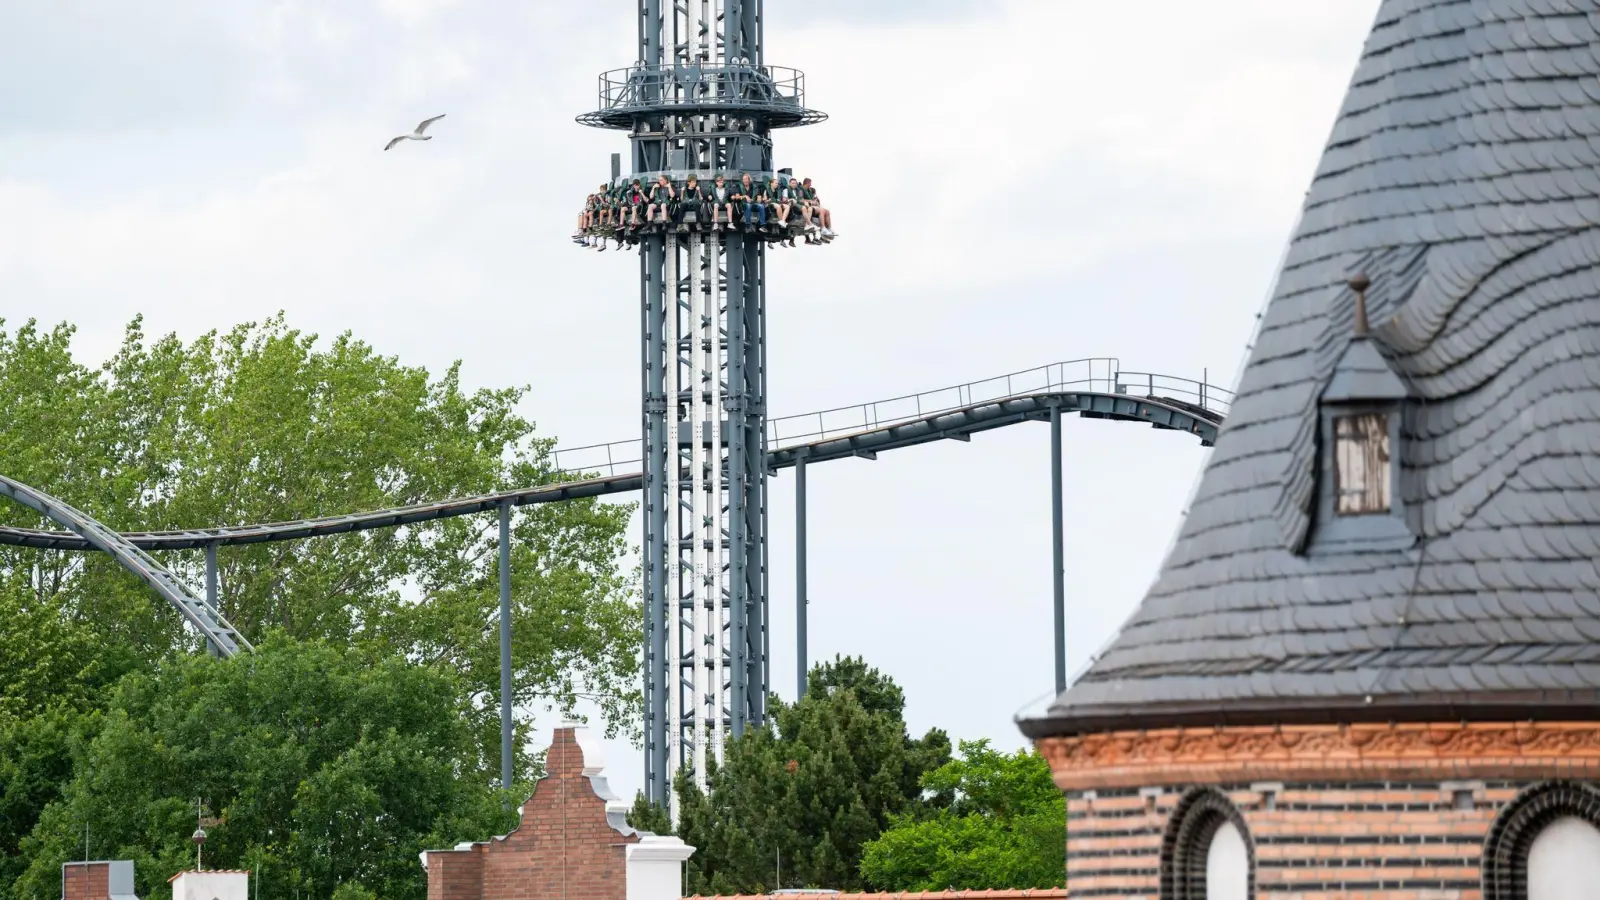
[1160, 789, 1253, 900]
[1204, 820, 1249, 900]
[1483, 782, 1600, 900]
[1527, 818, 1600, 900]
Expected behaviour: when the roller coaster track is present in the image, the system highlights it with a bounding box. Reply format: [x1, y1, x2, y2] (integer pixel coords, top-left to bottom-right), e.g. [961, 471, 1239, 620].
[0, 474, 252, 655]
[0, 359, 1228, 655]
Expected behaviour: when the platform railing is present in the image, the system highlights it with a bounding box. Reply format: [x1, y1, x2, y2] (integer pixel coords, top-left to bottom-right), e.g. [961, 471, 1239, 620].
[1112, 371, 1233, 416]
[597, 171, 817, 191]
[550, 438, 642, 480]
[593, 63, 809, 113]
[548, 359, 1228, 479]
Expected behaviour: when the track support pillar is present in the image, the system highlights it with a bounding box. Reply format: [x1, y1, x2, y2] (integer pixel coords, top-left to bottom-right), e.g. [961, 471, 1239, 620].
[795, 452, 808, 700]
[1050, 402, 1066, 696]
[498, 501, 514, 799]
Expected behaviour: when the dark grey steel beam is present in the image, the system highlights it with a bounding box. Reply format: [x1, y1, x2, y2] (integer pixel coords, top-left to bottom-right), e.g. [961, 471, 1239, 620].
[1050, 403, 1066, 696]
[795, 452, 808, 701]
[645, 234, 669, 806]
[498, 502, 514, 798]
[727, 234, 748, 740]
[204, 542, 222, 659]
[639, 233, 657, 806]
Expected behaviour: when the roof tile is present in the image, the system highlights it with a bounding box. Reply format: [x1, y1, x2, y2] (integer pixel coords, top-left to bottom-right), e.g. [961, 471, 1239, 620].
[1030, 0, 1600, 734]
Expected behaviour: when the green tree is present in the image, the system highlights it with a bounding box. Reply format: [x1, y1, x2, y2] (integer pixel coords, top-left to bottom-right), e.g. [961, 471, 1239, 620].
[0, 314, 641, 742]
[10, 638, 518, 900]
[0, 709, 96, 894]
[634, 656, 950, 894]
[0, 581, 110, 726]
[0, 315, 642, 888]
[859, 740, 1065, 891]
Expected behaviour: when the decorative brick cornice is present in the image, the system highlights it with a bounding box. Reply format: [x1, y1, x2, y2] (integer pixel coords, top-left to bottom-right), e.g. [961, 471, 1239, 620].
[684, 883, 1068, 890]
[1035, 722, 1600, 790]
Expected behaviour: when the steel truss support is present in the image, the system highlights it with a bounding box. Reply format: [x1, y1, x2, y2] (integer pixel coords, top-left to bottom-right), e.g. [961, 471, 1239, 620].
[631, 0, 774, 818]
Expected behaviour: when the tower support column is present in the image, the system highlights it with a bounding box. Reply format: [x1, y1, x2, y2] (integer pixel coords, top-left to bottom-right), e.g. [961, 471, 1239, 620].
[584, 0, 821, 813]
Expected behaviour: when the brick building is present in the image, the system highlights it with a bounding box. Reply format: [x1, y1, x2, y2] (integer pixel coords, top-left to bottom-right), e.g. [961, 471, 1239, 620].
[422, 725, 692, 900]
[61, 861, 138, 900]
[1019, 1, 1600, 898]
[686, 893, 1068, 900]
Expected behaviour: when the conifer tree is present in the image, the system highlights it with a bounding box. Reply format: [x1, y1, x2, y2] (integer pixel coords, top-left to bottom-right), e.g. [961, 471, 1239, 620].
[630, 656, 950, 893]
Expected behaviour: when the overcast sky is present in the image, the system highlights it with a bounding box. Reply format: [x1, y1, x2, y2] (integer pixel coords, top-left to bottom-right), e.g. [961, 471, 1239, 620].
[1, 0, 1383, 803]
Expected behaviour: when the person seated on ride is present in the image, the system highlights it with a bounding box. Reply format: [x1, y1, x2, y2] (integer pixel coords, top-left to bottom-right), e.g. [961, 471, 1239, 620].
[794, 178, 819, 236]
[764, 177, 791, 241]
[596, 183, 615, 229]
[709, 174, 735, 229]
[575, 193, 595, 244]
[646, 175, 675, 225]
[774, 177, 804, 246]
[677, 175, 705, 226]
[801, 177, 836, 240]
[737, 173, 765, 228]
[624, 179, 647, 227]
[609, 182, 627, 227]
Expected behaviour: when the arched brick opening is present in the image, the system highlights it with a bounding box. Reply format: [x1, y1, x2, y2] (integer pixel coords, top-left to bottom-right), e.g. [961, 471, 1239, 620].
[1159, 788, 1254, 900]
[1482, 781, 1600, 899]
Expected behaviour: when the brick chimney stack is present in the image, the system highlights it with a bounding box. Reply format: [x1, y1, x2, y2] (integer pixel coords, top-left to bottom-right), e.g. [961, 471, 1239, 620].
[61, 861, 138, 900]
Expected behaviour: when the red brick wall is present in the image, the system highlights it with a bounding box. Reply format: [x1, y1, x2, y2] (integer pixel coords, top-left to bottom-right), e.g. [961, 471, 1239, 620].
[684, 883, 1062, 890]
[1065, 780, 1534, 899]
[424, 728, 640, 900]
[1036, 723, 1600, 899]
[61, 862, 111, 900]
[427, 846, 486, 900]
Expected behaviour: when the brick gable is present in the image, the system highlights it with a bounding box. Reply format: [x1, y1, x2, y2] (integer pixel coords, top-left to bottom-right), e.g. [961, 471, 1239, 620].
[424, 727, 640, 900]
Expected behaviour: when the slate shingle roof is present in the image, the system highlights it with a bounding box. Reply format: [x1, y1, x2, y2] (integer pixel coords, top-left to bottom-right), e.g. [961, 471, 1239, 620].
[1024, 0, 1600, 737]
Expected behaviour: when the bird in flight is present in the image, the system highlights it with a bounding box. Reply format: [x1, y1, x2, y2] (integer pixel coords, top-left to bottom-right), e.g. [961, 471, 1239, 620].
[385, 114, 446, 151]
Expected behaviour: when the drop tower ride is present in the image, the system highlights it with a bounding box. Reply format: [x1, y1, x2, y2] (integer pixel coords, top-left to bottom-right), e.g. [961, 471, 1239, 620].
[578, 1, 825, 814]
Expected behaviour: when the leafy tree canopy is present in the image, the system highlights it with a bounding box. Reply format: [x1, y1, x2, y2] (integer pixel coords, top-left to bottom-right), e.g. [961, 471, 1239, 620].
[859, 739, 1065, 892]
[632, 656, 951, 894]
[10, 638, 519, 900]
[0, 315, 642, 892]
[0, 314, 640, 741]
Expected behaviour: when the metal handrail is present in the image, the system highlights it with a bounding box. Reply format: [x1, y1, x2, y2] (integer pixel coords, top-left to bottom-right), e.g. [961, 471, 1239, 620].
[766, 358, 1121, 446]
[594, 63, 808, 111]
[550, 360, 1231, 478]
[1111, 371, 1233, 415]
[578, 63, 827, 129]
[597, 171, 817, 190]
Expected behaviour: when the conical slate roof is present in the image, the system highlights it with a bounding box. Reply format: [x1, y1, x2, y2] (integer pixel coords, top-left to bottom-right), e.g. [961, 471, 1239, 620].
[1027, 0, 1600, 737]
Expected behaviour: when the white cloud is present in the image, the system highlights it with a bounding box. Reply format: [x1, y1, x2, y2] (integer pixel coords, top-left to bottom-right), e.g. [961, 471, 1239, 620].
[0, 0, 1383, 800]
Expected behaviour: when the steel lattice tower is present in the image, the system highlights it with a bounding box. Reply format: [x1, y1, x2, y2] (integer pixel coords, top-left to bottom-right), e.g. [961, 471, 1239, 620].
[579, 0, 824, 814]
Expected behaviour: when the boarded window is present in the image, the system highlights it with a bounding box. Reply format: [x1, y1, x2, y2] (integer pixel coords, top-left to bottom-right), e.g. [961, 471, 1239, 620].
[1333, 413, 1391, 515]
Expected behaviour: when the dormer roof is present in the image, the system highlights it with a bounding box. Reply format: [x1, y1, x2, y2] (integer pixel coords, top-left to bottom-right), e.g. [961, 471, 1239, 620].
[1023, 0, 1600, 739]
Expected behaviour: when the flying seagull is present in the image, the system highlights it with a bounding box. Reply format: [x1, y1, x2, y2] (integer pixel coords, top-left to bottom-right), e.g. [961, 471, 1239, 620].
[384, 114, 446, 151]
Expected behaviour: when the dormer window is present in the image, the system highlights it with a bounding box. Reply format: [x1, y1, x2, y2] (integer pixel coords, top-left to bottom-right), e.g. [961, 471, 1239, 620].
[1307, 274, 1414, 555]
[1333, 412, 1391, 515]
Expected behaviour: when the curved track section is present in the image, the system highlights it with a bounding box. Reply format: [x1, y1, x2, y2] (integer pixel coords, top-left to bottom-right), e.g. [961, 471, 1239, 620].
[0, 474, 251, 657]
[0, 382, 1223, 553]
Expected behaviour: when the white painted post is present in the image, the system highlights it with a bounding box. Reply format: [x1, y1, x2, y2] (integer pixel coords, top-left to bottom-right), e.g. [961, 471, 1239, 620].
[626, 835, 696, 900]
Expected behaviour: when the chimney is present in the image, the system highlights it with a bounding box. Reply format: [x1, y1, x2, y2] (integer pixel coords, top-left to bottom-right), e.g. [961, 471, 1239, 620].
[168, 870, 249, 900]
[61, 861, 139, 900]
